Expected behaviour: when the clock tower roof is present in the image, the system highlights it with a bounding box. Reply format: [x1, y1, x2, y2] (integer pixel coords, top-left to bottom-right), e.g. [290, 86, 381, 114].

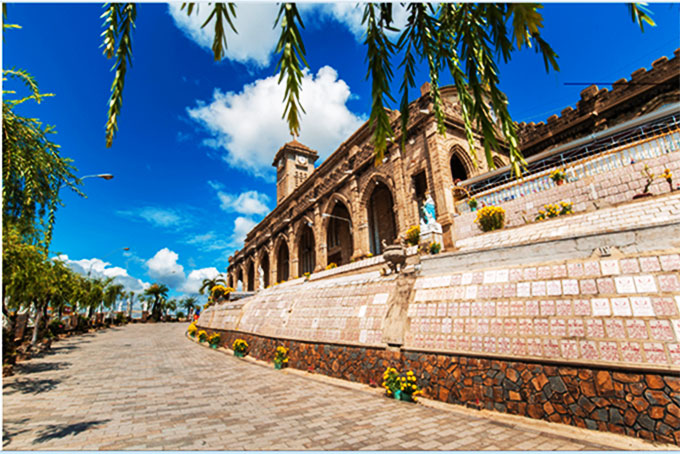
[272, 139, 319, 167]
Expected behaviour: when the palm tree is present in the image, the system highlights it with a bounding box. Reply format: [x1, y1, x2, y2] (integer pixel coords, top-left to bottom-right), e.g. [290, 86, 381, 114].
[199, 275, 226, 295]
[103, 283, 124, 323]
[143, 283, 169, 322]
[181, 296, 198, 320]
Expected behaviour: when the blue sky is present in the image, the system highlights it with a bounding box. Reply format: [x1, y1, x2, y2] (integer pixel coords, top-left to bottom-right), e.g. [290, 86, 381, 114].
[3, 3, 679, 304]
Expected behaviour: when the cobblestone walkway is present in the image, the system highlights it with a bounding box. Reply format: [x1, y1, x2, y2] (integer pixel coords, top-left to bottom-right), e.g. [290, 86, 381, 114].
[0, 324, 659, 450]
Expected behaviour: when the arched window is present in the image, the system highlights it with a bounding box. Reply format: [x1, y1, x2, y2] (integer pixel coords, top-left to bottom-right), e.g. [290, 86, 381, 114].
[492, 155, 505, 169]
[247, 261, 255, 291]
[259, 252, 270, 288]
[326, 201, 353, 266]
[450, 152, 469, 183]
[298, 224, 315, 275]
[276, 241, 289, 283]
[367, 182, 397, 255]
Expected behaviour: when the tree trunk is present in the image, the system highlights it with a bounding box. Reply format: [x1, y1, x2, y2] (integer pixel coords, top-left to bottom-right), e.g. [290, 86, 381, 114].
[31, 301, 44, 347]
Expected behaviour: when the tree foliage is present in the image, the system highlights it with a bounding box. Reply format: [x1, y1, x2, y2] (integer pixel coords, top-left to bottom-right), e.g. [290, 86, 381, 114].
[97, 2, 655, 176]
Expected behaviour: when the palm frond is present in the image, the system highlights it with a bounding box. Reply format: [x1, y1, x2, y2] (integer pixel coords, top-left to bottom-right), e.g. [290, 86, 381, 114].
[628, 3, 656, 31]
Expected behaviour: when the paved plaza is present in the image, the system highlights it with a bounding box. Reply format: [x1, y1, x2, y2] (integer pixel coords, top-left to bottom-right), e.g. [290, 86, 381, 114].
[1, 324, 670, 450]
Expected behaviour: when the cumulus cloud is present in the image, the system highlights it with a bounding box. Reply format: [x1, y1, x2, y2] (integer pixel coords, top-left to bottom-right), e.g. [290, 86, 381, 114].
[207, 181, 270, 215]
[232, 216, 257, 246]
[188, 66, 365, 179]
[168, 3, 279, 68]
[180, 267, 222, 294]
[145, 248, 186, 288]
[117, 207, 188, 229]
[300, 3, 409, 41]
[55, 254, 149, 293]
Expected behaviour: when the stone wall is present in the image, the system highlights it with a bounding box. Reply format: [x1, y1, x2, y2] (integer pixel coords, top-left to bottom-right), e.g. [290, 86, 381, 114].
[454, 136, 679, 241]
[199, 194, 680, 444]
[200, 329, 680, 445]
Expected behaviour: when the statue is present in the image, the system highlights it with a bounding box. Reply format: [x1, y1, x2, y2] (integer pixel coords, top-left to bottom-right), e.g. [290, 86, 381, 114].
[258, 265, 264, 290]
[421, 194, 437, 227]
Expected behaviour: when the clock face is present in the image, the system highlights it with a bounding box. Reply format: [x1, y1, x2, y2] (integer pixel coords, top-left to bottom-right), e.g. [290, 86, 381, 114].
[296, 155, 307, 166]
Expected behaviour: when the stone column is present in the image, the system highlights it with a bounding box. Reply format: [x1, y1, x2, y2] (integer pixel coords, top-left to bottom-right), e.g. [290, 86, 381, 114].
[313, 205, 327, 272]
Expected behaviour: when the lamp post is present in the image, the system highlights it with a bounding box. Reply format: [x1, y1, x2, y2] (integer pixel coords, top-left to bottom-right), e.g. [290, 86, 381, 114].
[60, 173, 114, 190]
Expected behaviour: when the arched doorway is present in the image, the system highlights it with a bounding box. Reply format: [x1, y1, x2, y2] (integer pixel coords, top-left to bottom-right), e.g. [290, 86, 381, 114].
[259, 251, 270, 288]
[228, 274, 234, 289]
[451, 152, 469, 183]
[276, 241, 289, 283]
[367, 182, 397, 255]
[236, 269, 244, 291]
[247, 261, 255, 291]
[298, 224, 315, 276]
[326, 201, 353, 266]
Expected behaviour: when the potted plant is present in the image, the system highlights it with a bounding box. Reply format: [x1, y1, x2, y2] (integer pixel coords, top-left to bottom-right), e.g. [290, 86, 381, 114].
[428, 242, 441, 254]
[232, 338, 248, 357]
[550, 168, 566, 185]
[273, 346, 289, 369]
[382, 367, 422, 403]
[405, 225, 420, 246]
[382, 367, 400, 398]
[197, 330, 208, 343]
[468, 198, 478, 211]
[475, 206, 506, 232]
[208, 332, 220, 349]
[187, 322, 198, 338]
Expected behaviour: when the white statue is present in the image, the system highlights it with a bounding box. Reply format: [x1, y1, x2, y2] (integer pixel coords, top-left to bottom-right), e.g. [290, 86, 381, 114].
[258, 265, 264, 289]
[421, 194, 437, 227]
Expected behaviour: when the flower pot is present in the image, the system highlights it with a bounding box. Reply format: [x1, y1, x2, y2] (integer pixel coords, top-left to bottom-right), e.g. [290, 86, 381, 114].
[234, 351, 245, 357]
[555, 179, 564, 186]
[210, 344, 218, 349]
[399, 392, 414, 402]
[274, 362, 283, 369]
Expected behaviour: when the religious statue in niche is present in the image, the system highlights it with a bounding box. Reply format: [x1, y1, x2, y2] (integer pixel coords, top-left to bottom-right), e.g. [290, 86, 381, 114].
[419, 193, 444, 251]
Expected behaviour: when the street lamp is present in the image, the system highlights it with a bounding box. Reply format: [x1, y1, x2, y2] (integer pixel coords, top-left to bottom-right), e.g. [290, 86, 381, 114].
[60, 173, 114, 190]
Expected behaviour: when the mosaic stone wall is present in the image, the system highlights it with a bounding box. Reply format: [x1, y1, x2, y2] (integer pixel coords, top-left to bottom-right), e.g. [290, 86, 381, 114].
[406, 253, 680, 369]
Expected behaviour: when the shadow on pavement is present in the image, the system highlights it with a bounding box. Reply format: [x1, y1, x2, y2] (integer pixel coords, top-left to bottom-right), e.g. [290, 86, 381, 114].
[3, 418, 30, 447]
[15, 361, 71, 374]
[3, 377, 63, 395]
[32, 419, 110, 444]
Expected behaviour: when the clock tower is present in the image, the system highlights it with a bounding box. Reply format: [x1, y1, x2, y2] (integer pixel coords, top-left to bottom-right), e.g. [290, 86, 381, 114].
[272, 140, 319, 205]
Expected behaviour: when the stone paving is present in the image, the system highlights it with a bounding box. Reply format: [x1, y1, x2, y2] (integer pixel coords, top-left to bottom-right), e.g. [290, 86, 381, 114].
[1, 323, 667, 450]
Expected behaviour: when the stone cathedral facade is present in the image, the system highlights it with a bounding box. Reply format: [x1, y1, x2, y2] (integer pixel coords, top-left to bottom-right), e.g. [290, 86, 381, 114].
[227, 50, 680, 292]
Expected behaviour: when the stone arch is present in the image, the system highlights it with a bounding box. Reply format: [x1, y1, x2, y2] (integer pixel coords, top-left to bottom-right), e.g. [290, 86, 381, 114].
[236, 266, 244, 292]
[492, 155, 505, 169]
[324, 198, 353, 267]
[450, 145, 474, 183]
[296, 222, 316, 276]
[366, 181, 397, 255]
[246, 259, 255, 292]
[274, 236, 290, 283]
[321, 192, 354, 224]
[258, 248, 270, 289]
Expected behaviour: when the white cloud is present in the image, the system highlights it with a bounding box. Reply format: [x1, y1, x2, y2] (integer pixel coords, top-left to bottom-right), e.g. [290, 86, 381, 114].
[188, 65, 365, 179]
[168, 3, 279, 68]
[180, 267, 222, 294]
[301, 3, 409, 41]
[184, 230, 232, 252]
[207, 183, 270, 216]
[55, 254, 149, 293]
[145, 248, 186, 288]
[117, 207, 187, 229]
[232, 216, 257, 247]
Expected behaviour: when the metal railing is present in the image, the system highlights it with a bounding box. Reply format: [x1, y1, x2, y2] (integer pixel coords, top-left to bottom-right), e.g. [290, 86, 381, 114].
[455, 108, 680, 213]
